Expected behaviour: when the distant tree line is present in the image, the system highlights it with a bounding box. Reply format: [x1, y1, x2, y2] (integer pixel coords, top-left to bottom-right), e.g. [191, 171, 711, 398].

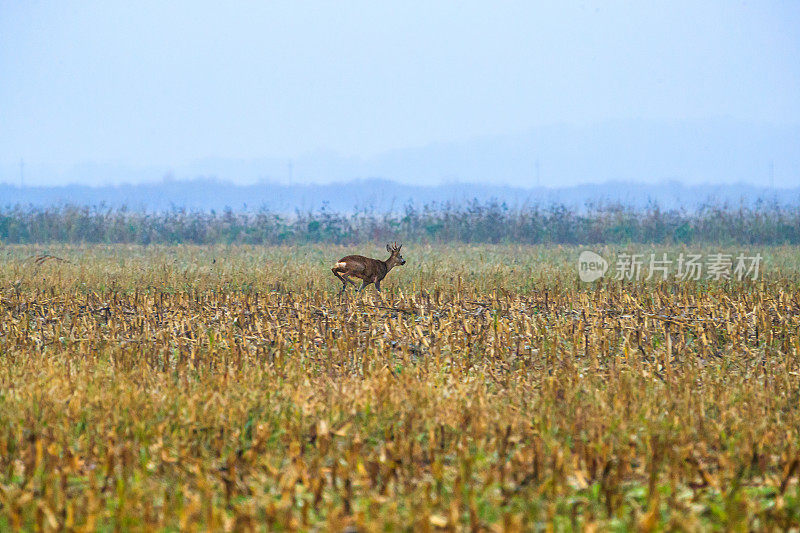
[0, 201, 798, 245]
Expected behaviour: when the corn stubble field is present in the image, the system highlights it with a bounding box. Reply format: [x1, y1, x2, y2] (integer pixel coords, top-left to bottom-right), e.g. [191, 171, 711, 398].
[1, 244, 799, 531]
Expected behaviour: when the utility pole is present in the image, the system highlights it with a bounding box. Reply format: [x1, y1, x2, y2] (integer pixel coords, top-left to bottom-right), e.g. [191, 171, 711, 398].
[769, 160, 774, 191]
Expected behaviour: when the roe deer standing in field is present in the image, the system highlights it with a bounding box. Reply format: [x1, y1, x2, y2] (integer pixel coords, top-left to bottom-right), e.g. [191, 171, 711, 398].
[332, 242, 405, 294]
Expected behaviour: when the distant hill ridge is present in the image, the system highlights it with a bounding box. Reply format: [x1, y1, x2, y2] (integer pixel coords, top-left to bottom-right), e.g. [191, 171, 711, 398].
[2, 118, 799, 192]
[0, 178, 796, 213]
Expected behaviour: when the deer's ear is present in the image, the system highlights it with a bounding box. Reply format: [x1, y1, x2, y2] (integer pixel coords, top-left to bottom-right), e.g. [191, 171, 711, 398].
[386, 244, 392, 253]
[397, 244, 402, 251]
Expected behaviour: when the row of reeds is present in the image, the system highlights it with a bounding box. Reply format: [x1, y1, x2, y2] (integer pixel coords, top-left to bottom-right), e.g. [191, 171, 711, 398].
[1, 200, 798, 244]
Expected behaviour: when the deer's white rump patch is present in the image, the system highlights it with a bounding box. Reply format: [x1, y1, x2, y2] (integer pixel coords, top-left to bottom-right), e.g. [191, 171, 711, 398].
[335, 262, 347, 269]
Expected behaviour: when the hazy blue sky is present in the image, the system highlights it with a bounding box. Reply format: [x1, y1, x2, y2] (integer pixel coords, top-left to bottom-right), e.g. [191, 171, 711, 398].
[1, 1, 799, 185]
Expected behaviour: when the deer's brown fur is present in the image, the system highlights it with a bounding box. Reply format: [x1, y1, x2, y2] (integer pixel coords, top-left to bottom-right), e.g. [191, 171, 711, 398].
[332, 242, 405, 294]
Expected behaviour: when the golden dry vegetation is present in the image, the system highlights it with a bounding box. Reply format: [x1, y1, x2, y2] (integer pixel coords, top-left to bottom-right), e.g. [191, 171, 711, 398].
[1, 244, 799, 531]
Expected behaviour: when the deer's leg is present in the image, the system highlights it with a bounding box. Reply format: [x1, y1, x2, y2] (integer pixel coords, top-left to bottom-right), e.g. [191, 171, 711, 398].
[358, 280, 370, 292]
[343, 276, 360, 296]
[332, 268, 348, 294]
[342, 276, 360, 297]
[374, 280, 381, 292]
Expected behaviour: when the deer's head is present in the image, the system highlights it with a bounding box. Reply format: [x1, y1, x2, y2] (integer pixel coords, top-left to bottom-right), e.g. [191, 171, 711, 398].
[386, 242, 406, 266]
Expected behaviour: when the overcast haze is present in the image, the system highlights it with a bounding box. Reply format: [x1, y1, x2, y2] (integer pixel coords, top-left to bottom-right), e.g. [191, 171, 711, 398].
[1, 1, 799, 188]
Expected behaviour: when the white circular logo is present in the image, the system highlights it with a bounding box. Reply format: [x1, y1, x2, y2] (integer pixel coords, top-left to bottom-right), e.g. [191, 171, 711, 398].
[578, 250, 608, 282]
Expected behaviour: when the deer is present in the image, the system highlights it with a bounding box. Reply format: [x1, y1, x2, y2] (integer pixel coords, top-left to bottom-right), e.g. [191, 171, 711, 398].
[332, 242, 406, 295]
